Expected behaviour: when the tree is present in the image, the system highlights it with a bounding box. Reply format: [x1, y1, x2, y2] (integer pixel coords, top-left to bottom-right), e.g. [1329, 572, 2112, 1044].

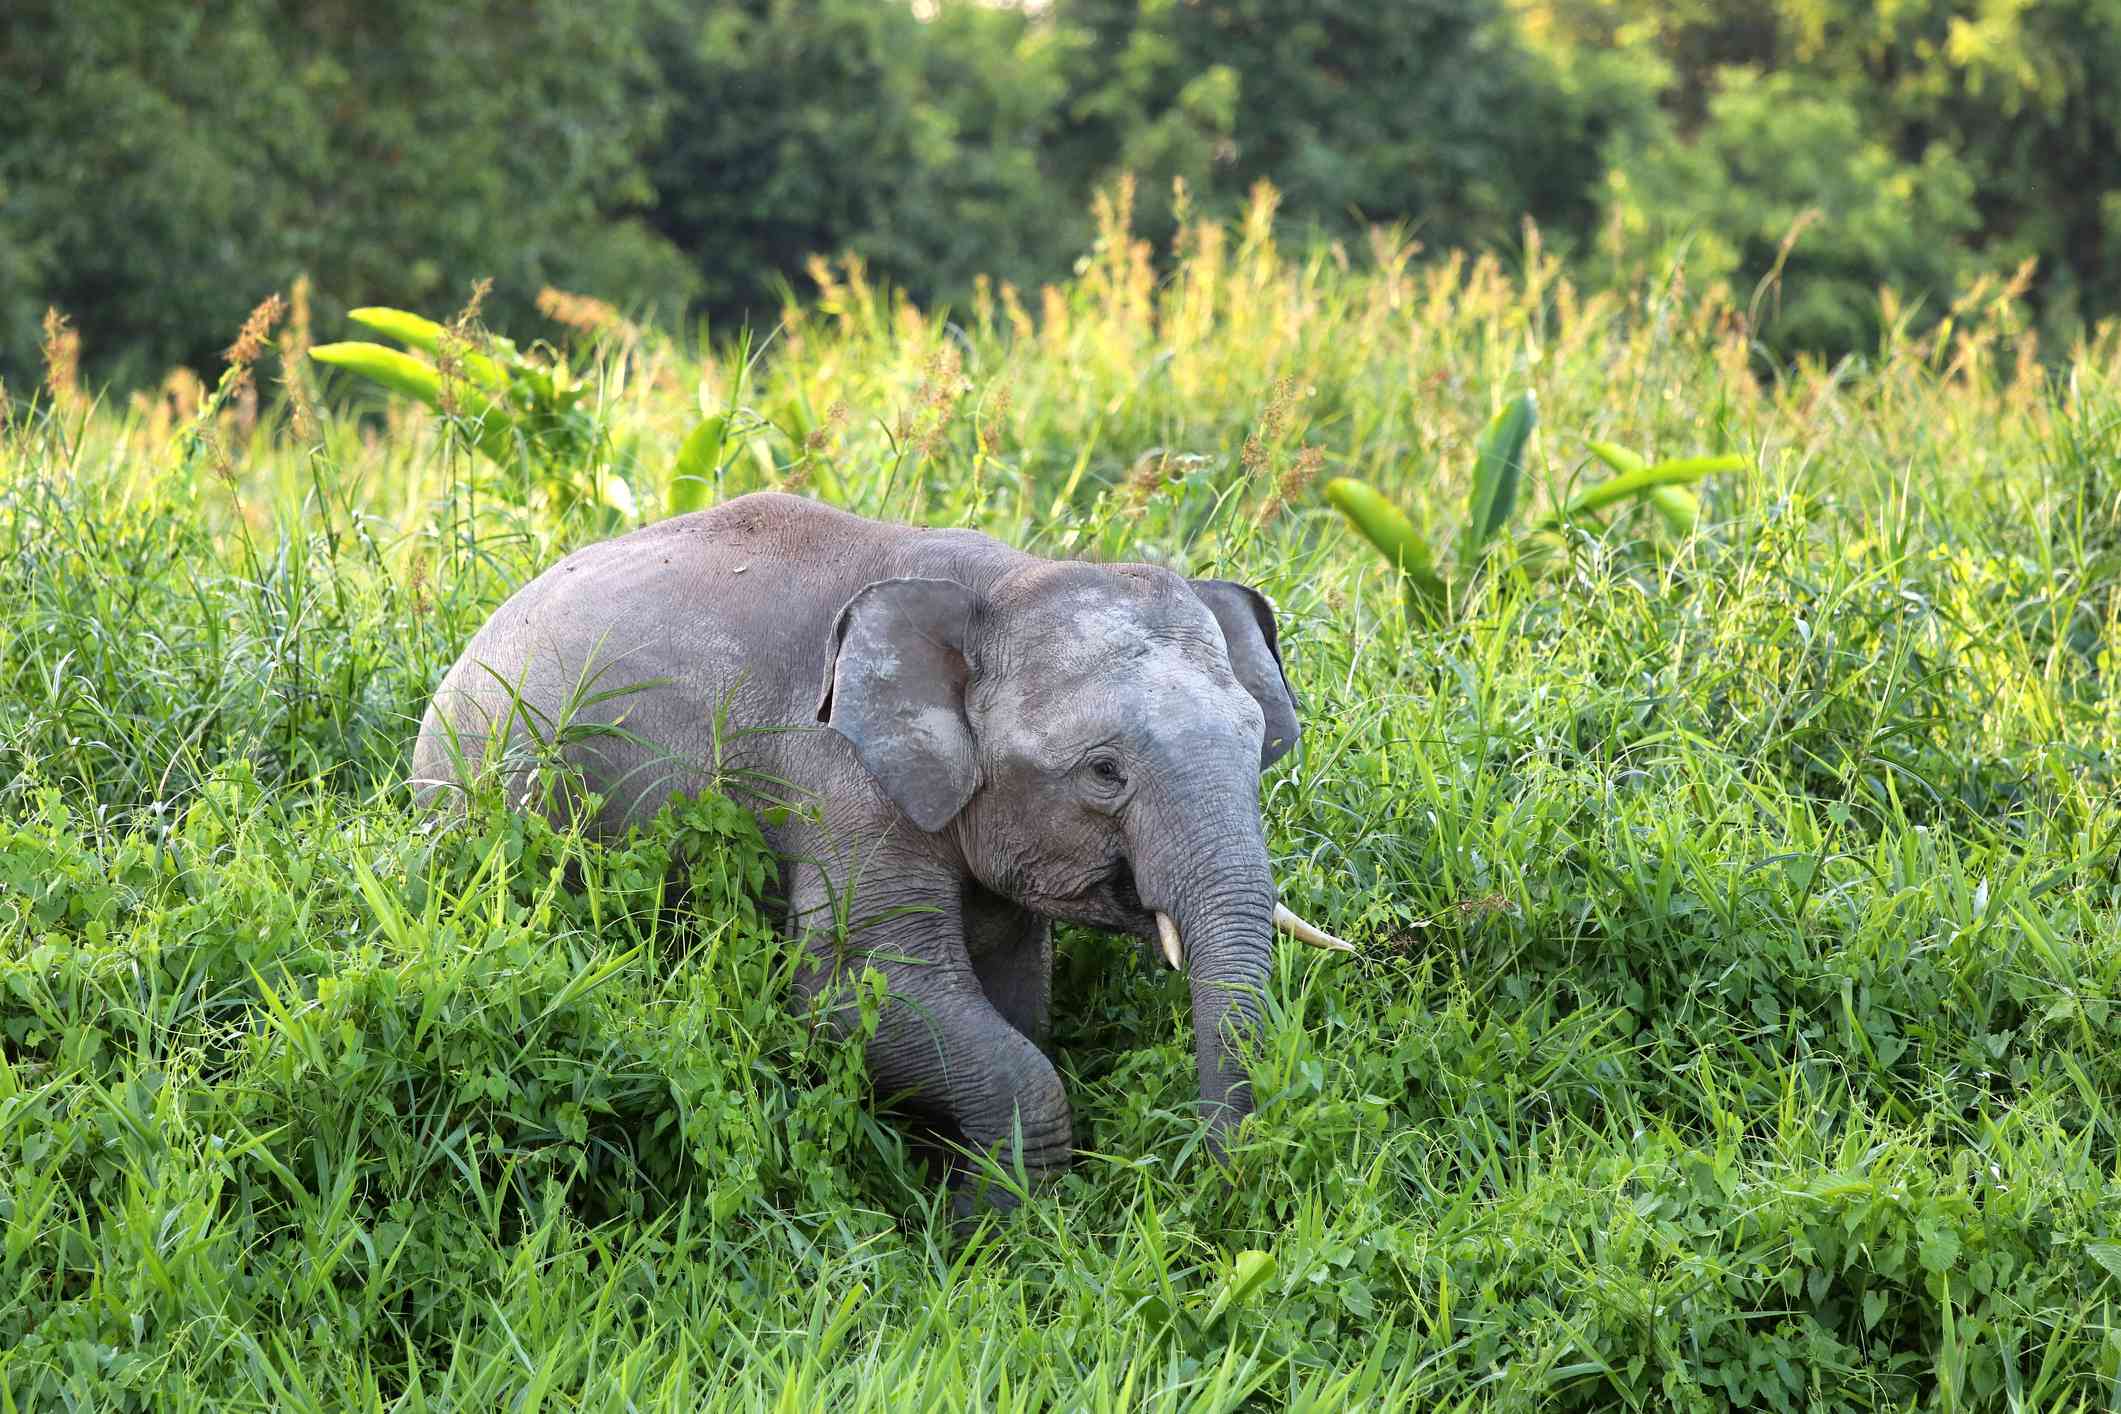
[644, 0, 1077, 327]
[1531, 0, 2121, 352]
[0, 0, 695, 387]
[1043, 0, 1651, 255]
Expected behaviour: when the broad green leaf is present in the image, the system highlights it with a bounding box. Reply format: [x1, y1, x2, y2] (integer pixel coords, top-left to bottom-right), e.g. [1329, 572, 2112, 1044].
[1462, 391, 1537, 573]
[1324, 477, 1448, 613]
[346, 306, 445, 352]
[310, 342, 517, 463]
[309, 342, 442, 409]
[1584, 439, 1649, 476]
[349, 306, 518, 360]
[669, 414, 728, 516]
[1548, 453, 1745, 528]
[1647, 484, 1702, 535]
[348, 307, 514, 392]
[1201, 1250, 1277, 1330]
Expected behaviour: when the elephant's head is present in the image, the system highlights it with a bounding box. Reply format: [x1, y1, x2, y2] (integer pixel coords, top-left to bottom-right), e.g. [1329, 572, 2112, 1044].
[817, 559, 1349, 1148]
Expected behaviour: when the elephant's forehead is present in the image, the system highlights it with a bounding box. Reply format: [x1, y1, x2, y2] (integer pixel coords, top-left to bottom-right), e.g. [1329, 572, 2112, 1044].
[981, 634, 1257, 758]
[1004, 576, 1221, 662]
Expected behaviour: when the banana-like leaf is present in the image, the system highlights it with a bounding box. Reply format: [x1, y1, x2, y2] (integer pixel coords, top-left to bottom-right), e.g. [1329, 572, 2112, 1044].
[1462, 391, 1537, 574]
[1584, 440, 1648, 477]
[1324, 476, 1449, 613]
[669, 414, 728, 516]
[309, 342, 518, 463]
[1647, 485, 1703, 536]
[348, 307, 514, 393]
[1554, 448, 1745, 532]
[310, 342, 440, 407]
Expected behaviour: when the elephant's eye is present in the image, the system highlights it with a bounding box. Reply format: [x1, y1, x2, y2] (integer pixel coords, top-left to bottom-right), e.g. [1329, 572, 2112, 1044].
[1087, 756, 1126, 787]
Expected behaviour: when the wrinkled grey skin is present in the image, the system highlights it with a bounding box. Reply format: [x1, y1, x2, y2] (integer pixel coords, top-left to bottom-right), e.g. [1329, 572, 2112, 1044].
[413, 491, 1300, 1207]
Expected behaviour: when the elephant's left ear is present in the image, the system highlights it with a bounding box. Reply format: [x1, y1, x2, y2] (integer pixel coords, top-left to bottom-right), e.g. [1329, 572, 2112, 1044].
[1188, 579, 1300, 768]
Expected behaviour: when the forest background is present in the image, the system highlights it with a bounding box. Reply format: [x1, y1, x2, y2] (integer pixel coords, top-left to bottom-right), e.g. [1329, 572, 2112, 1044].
[5, 0, 2117, 391]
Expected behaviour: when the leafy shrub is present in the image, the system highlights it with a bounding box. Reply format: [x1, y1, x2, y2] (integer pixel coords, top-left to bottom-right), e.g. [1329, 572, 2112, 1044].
[644, 0, 1079, 326]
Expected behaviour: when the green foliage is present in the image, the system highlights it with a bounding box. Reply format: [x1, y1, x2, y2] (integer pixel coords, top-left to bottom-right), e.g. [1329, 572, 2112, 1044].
[312, 305, 640, 522]
[1531, 0, 2121, 354]
[3, 205, 2121, 1407]
[1602, 69, 1981, 355]
[1326, 394, 1742, 616]
[0, 765, 886, 1403]
[11, 0, 2121, 390]
[1044, 0, 1647, 254]
[1565, 443, 1746, 536]
[0, 0, 695, 386]
[1320, 476, 1449, 613]
[643, 0, 1077, 326]
[1462, 391, 1539, 574]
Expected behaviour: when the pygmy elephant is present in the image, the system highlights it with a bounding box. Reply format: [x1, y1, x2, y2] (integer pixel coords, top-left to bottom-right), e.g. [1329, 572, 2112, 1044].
[412, 491, 1350, 1206]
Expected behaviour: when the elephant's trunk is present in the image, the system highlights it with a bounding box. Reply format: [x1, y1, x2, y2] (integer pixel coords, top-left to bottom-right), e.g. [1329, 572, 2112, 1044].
[1134, 812, 1277, 1148]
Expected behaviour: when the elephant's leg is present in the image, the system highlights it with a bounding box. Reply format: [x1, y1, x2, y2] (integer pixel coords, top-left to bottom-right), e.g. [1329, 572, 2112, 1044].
[963, 882, 1053, 1052]
[789, 859, 1073, 1210]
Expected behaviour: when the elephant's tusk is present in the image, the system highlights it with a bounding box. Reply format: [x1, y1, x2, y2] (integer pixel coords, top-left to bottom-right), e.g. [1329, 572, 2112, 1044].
[1275, 903, 1357, 953]
[1155, 911, 1183, 970]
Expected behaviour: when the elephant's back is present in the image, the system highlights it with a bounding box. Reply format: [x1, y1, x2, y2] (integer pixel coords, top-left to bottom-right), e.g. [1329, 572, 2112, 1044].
[410, 492, 986, 825]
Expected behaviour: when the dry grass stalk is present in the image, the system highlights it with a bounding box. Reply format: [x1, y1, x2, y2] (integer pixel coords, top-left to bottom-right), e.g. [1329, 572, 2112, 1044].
[224, 293, 286, 382]
[433, 278, 494, 417]
[1000, 282, 1034, 343]
[1126, 447, 1175, 504]
[42, 308, 83, 413]
[277, 275, 319, 440]
[897, 345, 967, 457]
[538, 286, 638, 344]
[1240, 377, 1299, 479]
[1258, 443, 1326, 524]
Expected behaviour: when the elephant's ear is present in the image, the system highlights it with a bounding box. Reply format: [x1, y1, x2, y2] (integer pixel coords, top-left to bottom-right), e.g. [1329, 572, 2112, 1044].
[1188, 579, 1300, 769]
[817, 577, 982, 831]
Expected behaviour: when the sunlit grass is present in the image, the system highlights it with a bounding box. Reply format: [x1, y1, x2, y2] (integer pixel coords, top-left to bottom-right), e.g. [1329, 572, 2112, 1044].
[2, 191, 2119, 1408]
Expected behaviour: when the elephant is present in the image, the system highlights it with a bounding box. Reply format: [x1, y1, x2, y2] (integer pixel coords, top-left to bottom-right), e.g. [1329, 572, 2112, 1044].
[412, 490, 1350, 1208]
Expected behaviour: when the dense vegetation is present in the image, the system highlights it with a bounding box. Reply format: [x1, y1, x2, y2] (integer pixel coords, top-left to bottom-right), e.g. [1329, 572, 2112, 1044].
[3, 191, 2119, 1407]
[7, 0, 2121, 387]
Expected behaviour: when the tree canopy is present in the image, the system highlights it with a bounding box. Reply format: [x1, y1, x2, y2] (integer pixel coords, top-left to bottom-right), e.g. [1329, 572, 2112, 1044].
[3, 0, 2115, 386]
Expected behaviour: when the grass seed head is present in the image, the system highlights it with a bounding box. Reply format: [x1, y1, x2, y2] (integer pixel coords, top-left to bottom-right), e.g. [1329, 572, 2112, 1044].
[225, 293, 286, 372]
[41, 307, 82, 411]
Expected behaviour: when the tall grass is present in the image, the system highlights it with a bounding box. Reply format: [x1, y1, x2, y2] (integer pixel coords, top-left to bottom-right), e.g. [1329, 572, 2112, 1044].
[3, 191, 2119, 1409]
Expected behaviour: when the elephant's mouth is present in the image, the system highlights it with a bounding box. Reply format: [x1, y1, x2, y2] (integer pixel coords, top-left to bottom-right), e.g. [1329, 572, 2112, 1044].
[1104, 857, 1145, 917]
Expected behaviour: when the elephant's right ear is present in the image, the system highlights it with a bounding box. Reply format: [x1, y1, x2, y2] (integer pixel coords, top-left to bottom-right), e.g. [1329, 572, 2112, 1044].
[817, 577, 982, 832]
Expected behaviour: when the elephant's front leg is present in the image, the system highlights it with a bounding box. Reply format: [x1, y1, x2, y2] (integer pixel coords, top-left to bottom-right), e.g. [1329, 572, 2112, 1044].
[963, 881, 1053, 1052]
[790, 858, 1073, 1209]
